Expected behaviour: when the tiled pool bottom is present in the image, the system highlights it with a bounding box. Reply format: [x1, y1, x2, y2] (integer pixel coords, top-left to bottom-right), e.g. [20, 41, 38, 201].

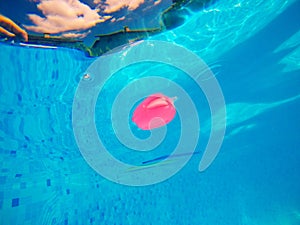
[0, 45, 97, 224]
[1, 1, 300, 221]
[0, 45, 214, 225]
[0, 164, 122, 224]
[1, 41, 300, 224]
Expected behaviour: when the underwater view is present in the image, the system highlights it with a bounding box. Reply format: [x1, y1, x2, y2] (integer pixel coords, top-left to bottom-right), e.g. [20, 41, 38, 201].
[0, 0, 300, 224]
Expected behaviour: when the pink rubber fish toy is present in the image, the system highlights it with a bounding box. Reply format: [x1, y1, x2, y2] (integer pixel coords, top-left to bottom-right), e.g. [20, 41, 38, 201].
[132, 93, 177, 130]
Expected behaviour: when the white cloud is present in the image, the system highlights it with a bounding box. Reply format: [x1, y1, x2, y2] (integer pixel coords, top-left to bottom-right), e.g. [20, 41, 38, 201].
[62, 30, 91, 38]
[117, 16, 126, 21]
[94, 0, 145, 13]
[154, 0, 162, 6]
[110, 16, 126, 23]
[24, 0, 110, 36]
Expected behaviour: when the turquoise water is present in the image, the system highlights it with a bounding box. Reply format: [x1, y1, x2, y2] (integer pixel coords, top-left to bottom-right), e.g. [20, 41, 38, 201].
[1, 0, 300, 224]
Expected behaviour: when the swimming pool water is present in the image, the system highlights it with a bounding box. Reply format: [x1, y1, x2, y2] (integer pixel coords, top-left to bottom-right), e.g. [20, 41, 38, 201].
[1, 0, 300, 224]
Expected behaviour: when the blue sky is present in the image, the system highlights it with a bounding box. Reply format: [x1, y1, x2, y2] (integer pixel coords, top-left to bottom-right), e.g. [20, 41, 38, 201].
[0, 0, 172, 45]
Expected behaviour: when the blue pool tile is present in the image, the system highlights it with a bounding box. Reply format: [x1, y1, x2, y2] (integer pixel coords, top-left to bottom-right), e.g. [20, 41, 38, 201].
[10, 150, 16, 155]
[17, 93, 22, 102]
[0, 176, 6, 185]
[15, 173, 22, 177]
[66, 189, 70, 195]
[46, 179, 51, 186]
[12, 198, 19, 207]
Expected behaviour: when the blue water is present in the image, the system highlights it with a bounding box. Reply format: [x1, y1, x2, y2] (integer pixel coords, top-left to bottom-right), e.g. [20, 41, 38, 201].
[1, 0, 300, 224]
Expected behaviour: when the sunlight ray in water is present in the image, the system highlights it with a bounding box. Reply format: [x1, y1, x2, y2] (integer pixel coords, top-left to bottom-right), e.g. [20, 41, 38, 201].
[201, 93, 300, 135]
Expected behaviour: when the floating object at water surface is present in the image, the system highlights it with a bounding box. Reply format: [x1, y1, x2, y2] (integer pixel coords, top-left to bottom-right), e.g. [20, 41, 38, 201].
[132, 93, 177, 130]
